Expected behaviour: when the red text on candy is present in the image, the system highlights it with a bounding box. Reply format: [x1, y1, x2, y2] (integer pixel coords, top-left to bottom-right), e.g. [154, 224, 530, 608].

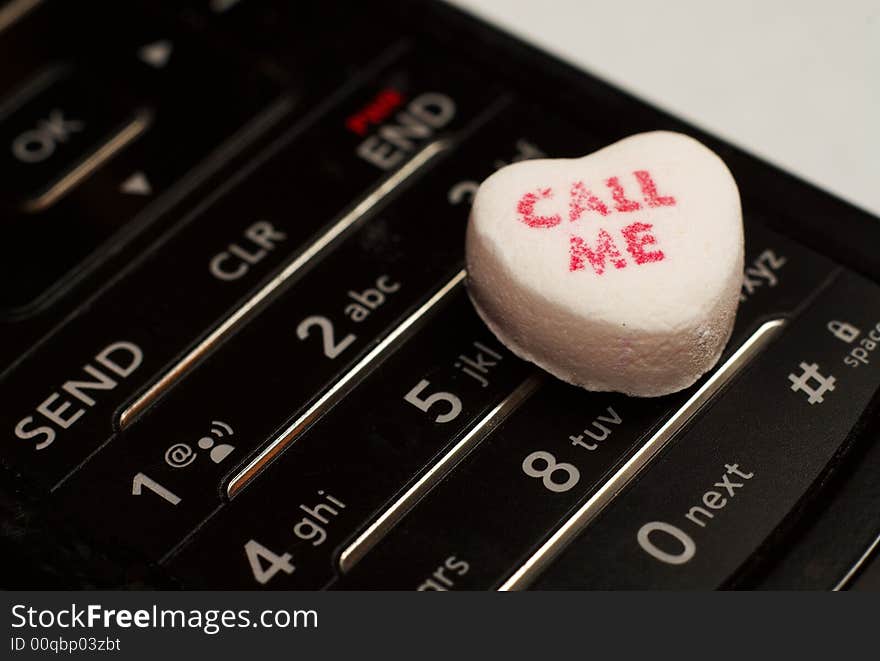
[515, 170, 673, 275]
[569, 222, 664, 275]
[517, 170, 675, 228]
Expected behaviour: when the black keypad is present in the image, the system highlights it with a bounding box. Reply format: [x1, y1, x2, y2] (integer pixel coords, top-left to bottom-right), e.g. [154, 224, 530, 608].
[50, 103, 611, 565]
[0, 46, 501, 489]
[164, 291, 532, 588]
[0, 0, 878, 591]
[0, 4, 283, 313]
[333, 383, 673, 590]
[532, 270, 880, 589]
[331, 218, 842, 590]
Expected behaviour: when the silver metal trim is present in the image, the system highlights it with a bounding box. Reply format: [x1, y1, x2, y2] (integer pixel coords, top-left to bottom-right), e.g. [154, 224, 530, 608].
[22, 110, 153, 213]
[339, 373, 544, 574]
[498, 318, 787, 591]
[227, 268, 467, 498]
[0, 0, 42, 33]
[833, 531, 880, 591]
[119, 140, 449, 429]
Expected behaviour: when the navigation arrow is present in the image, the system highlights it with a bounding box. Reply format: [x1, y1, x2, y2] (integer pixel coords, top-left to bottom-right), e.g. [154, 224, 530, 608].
[138, 40, 173, 69]
[120, 171, 152, 196]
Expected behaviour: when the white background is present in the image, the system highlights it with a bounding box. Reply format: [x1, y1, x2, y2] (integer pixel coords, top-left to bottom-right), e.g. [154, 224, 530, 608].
[449, 0, 880, 217]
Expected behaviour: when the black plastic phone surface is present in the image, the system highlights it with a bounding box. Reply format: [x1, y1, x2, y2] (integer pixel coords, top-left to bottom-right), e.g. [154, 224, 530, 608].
[0, 0, 878, 590]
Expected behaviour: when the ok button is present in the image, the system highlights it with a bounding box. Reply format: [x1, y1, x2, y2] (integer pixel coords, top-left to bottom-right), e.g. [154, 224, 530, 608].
[11, 108, 85, 164]
[1, 69, 150, 212]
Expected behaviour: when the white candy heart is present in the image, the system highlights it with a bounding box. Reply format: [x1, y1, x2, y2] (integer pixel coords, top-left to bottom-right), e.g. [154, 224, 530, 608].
[465, 131, 744, 396]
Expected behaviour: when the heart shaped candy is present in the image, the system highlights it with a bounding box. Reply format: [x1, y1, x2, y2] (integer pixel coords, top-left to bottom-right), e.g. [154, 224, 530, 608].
[465, 131, 744, 396]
